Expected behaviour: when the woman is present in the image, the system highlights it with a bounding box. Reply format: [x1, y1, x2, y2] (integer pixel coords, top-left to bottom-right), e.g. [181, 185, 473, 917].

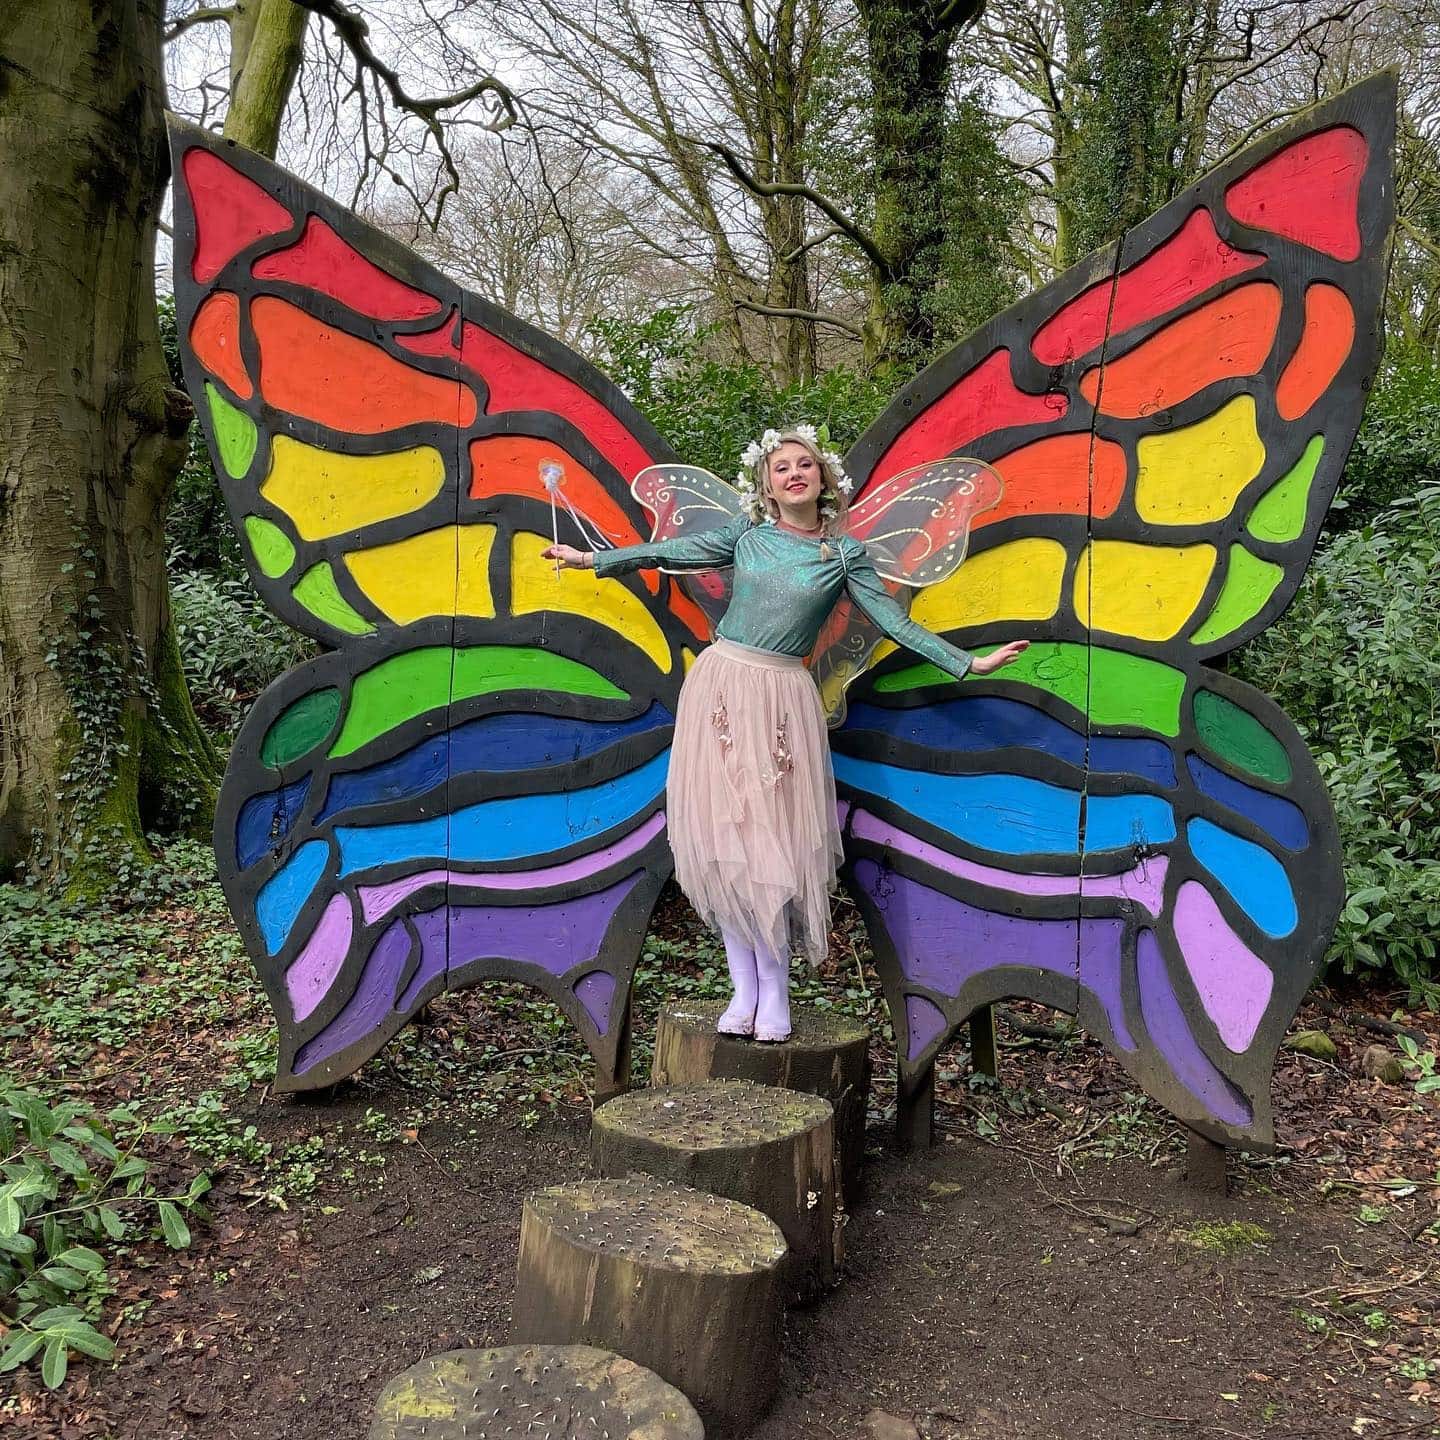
[545, 429, 1028, 1042]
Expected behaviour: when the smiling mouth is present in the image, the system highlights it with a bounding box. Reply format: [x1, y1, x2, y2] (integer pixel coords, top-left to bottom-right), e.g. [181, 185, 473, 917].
[785, 481, 809, 492]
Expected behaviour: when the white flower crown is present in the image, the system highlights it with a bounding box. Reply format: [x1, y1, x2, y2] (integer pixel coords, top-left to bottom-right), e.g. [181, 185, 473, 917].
[734, 425, 853, 521]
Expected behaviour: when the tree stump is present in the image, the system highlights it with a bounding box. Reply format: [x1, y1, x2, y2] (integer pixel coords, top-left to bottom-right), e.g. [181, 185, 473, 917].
[592, 1080, 840, 1301]
[511, 1175, 786, 1436]
[369, 1343, 703, 1439]
[650, 1000, 871, 1200]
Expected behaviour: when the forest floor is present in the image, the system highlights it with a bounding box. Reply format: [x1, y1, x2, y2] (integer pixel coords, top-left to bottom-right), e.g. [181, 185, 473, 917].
[2, 844, 1438, 1440]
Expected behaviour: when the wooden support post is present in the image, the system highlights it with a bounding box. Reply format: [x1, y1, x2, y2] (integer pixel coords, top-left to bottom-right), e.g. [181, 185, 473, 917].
[970, 1004, 998, 1079]
[594, 990, 633, 1104]
[895, 1062, 935, 1151]
[369, 1344, 703, 1440]
[1185, 1127, 1228, 1194]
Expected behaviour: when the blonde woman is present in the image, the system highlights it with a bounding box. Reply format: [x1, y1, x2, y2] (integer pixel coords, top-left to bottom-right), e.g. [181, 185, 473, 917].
[546, 429, 1027, 1042]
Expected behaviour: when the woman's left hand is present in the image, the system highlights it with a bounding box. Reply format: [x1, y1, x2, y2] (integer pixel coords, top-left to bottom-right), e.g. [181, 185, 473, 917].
[969, 640, 1030, 675]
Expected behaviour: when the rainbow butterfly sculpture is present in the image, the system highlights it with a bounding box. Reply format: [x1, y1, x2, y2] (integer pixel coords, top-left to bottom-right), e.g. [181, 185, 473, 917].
[169, 72, 1393, 1147]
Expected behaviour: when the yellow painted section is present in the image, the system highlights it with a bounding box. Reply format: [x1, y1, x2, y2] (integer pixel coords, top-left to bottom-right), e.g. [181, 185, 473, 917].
[511, 532, 673, 674]
[682, 648, 698, 672]
[1135, 395, 1266, 525]
[261, 434, 446, 540]
[345, 526, 495, 624]
[1075, 540, 1216, 641]
[911, 539, 1067, 632]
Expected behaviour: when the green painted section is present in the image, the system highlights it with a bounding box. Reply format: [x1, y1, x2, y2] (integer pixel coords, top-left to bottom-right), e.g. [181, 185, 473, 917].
[1247, 435, 1324, 543]
[1190, 546, 1285, 645]
[1194, 689, 1292, 784]
[243, 514, 296, 579]
[261, 688, 342, 768]
[331, 646, 630, 758]
[873, 641, 1185, 736]
[292, 563, 374, 637]
[206, 383, 258, 478]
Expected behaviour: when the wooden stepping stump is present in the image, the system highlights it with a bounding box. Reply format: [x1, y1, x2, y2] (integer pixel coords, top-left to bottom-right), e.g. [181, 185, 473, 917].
[651, 1000, 871, 1200]
[511, 1176, 785, 1437]
[369, 1343, 703, 1439]
[592, 1079, 839, 1301]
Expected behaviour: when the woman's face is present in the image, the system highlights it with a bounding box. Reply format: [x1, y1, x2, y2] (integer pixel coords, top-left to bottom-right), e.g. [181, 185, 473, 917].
[767, 441, 823, 509]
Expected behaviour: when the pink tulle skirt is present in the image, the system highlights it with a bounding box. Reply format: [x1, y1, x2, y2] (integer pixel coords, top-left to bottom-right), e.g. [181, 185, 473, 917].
[667, 637, 842, 965]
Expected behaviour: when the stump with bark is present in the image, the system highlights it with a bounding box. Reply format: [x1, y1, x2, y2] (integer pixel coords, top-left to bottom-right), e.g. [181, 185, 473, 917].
[511, 1175, 785, 1435]
[592, 1079, 840, 1300]
[368, 1343, 705, 1439]
[650, 1001, 871, 1199]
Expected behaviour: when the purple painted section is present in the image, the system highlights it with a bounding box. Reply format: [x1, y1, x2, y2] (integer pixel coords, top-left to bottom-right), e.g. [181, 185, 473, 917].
[1135, 929, 1251, 1127]
[355, 810, 666, 924]
[853, 859, 1136, 1051]
[446, 874, 642, 985]
[294, 916, 412, 1074]
[284, 894, 353, 1023]
[904, 994, 948, 1061]
[573, 970, 617, 1032]
[1174, 881, 1274, 1052]
[398, 908, 449, 1012]
[851, 808, 1168, 916]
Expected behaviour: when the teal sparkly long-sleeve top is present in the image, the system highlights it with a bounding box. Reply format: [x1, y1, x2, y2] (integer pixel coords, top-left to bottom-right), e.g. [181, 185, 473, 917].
[592, 515, 973, 681]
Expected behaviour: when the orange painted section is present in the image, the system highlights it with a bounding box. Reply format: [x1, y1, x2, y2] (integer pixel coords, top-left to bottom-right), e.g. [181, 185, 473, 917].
[253, 296, 478, 435]
[983, 433, 1127, 528]
[467, 435, 658, 596]
[190, 292, 252, 400]
[1276, 284, 1354, 421]
[1080, 283, 1282, 418]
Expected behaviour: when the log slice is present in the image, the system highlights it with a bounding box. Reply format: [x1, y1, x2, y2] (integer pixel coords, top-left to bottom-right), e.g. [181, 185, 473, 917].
[510, 1175, 785, 1436]
[369, 1342, 704, 1439]
[650, 1000, 870, 1199]
[592, 1079, 839, 1300]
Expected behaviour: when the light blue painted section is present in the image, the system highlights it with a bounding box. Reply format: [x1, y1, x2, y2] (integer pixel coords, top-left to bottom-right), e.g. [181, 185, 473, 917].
[336, 749, 671, 876]
[832, 754, 1175, 857]
[1188, 818, 1298, 937]
[255, 839, 330, 955]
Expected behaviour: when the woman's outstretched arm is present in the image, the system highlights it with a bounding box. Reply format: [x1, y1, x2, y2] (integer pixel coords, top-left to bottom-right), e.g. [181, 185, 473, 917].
[843, 541, 1029, 680]
[546, 515, 749, 577]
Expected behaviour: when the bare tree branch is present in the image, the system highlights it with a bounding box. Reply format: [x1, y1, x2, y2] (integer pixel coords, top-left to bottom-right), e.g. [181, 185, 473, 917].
[733, 297, 863, 337]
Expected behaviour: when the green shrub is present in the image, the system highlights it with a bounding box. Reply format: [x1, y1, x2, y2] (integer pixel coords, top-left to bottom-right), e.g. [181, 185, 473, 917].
[0, 1089, 209, 1388]
[1234, 482, 1440, 999]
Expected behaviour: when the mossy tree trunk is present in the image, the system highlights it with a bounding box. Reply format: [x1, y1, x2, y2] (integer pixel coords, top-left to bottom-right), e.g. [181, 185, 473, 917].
[225, 0, 310, 156]
[0, 1, 214, 890]
[857, 0, 983, 372]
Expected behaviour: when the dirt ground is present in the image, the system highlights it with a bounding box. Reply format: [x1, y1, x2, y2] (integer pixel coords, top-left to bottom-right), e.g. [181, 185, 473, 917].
[5, 883, 1439, 1440]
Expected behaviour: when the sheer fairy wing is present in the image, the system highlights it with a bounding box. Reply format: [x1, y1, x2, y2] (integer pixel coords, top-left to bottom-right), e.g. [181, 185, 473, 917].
[631, 463, 747, 632]
[168, 119, 702, 1090]
[808, 458, 1005, 726]
[831, 75, 1395, 1146]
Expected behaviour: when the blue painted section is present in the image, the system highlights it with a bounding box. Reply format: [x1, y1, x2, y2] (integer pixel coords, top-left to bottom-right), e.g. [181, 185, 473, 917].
[844, 696, 1176, 788]
[1188, 818, 1298, 937]
[255, 839, 330, 955]
[236, 776, 310, 869]
[833, 754, 1175, 856]
[1186, 754, 1308, 851]
[316, 703, 673, 824]
[336, 749, 671, 875]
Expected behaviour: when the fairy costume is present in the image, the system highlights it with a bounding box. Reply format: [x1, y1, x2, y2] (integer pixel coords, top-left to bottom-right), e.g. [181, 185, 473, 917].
[594, 513, 975, 968]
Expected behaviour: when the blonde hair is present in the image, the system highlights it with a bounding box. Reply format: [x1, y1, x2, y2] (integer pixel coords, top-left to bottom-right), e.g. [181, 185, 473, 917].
[740, 429, 850, 536]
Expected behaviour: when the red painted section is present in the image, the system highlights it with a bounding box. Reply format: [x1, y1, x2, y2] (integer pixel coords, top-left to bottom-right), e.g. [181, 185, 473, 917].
[982, 433, 1127, 528]
[867, 349, 1064, 485]
[1225, 126, 1368, 261]
[189, 292, 252, 400]
[183, 148, 293, 284]
[1276, 284, 1355, 420]
[253, 296, 477, 434]
[253, 215, 442, 321]
[402, 315, 655, 483]
[1032, 209, 1266, 364]
[1079, 282, 1282, 417]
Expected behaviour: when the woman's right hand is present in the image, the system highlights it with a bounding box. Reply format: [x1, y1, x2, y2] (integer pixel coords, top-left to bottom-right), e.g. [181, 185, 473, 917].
[542, 544, 591, 570]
